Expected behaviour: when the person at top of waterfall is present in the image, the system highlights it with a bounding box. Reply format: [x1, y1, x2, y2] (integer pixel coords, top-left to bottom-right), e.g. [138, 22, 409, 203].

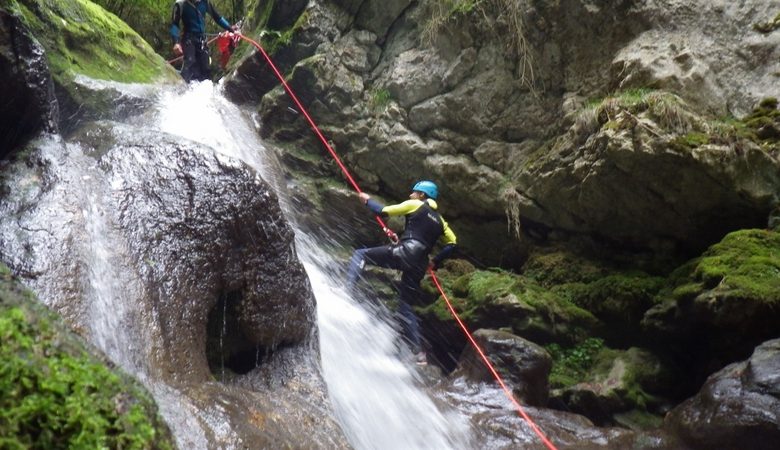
[346, 180, 458, 366]
[169, 0, 238, 82]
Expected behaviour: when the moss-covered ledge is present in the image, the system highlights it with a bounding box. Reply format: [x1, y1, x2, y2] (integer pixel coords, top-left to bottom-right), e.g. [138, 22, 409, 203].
[0, 264, 174, 449]
[643, 228, 780, 367]
[3, 0, 179, 135]
[5, 0, 176, 84]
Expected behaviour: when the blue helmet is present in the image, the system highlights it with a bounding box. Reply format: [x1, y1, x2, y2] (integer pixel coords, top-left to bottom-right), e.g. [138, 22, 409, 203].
[412, 180, 438, 199]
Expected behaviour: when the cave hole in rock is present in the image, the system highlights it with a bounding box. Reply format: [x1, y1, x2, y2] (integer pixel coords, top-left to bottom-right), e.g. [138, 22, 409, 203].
[206, 290, 271, 377]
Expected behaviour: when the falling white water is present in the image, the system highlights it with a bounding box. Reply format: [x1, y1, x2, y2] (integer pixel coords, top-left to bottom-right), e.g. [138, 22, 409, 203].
[301, 239, 472, 450]
[80, 160, 144, 375]
[156, 82, 474, 449]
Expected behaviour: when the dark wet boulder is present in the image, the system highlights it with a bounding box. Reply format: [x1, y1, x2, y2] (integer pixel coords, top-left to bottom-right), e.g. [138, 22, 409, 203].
[0, 8, 57, 158]
[642, 229, 780, 380]
[665, 339, 780, 450]
[0, 121, 349, 448]
[451, 328, 551, 407]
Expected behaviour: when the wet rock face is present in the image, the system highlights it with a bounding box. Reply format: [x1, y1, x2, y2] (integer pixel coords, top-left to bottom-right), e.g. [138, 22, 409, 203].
[666, 339, 780, 450]
[452, 329, 551, 406]
[0, 9, 58, 158]
[0, 121, 348, 448]
[92, 124, 314, 382]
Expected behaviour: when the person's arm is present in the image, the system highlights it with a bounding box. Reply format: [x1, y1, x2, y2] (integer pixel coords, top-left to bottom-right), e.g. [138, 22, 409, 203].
[431, 219, 457, 269]
[358, 193, 422, 217]
[207, 1, 233, 31]
[381, 200, 424, 217]
[170, 2, 183, 54]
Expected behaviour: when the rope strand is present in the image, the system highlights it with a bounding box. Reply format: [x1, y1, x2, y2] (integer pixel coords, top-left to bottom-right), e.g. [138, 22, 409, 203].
[235, 32, 557, 450]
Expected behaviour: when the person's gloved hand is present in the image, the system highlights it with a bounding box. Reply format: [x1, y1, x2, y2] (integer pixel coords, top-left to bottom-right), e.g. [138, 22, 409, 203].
[230, 24, 240, 32]
[173, 43, 183, 56]
[358, 192, 371, 204]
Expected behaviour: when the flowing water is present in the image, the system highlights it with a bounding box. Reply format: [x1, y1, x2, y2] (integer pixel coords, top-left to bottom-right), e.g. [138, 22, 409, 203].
[156, 81, 473, 449]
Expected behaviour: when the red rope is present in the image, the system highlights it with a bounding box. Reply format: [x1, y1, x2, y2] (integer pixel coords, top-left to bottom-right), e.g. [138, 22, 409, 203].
[430, 271, 558, 450]
[236, 33, 397, 241]
[236, 32, 557, 450]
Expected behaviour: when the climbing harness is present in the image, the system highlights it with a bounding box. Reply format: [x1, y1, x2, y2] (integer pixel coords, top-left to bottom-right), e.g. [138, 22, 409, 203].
[234, 32, 557, 450]
[166, 34, 220, 65]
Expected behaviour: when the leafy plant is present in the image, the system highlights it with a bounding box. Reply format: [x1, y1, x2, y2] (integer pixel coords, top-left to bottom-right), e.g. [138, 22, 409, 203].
[546, 337, 605, 388]
[369, 88, 392, 111]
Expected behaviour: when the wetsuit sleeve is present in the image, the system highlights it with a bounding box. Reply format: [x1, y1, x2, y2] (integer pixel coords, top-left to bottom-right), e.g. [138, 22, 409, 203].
[381, 200, 424, 217]
[431, 219, 457, 268]
[170, 2, 182, 44]
[365, 198, 385, 215]
[207, 1, 232, 30]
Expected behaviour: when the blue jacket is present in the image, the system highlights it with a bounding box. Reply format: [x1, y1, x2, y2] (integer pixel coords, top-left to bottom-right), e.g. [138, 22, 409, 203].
[170, 0, 231, 43]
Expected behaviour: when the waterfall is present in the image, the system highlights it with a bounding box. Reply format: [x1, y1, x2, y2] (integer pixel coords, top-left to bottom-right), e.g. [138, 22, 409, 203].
[157, 81, 473, 449]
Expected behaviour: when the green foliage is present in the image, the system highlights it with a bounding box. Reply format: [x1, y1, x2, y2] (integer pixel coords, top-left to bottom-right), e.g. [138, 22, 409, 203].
[546, 338, 605, 388]
[91, 0, 245, 54]
[669, 229, 780, 303]
[0, 288, 172, 450]
[420, 268, 599, 343]
[253, 8, 308, 57]
[523, 250, 606, 287]
[574, 89, 780, 155]
[369, 88, 392, 111]
[669, 131, 710, 151]
[560, 273, 665, 320]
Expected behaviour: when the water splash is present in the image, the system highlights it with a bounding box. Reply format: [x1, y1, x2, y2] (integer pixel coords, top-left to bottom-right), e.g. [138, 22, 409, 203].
[302, 239, 472, 450]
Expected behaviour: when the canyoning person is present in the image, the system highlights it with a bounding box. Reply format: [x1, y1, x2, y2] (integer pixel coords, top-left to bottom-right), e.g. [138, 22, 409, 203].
[347, 181, 458, 365]
[169, 0, 238, 82]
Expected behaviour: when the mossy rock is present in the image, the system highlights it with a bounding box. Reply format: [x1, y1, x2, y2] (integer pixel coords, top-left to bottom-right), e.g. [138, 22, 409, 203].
[7, 0, 176, 84]
[643, 228, 780, 370]
[419, 268, 600, 347]
[554, 272, 665, 344]
[671, 228, 780, 309]
[0, 263, 174, 449]
[522, 248, 608, 287]
[550, 346, 674, 428]
[4, 0, 178, 133]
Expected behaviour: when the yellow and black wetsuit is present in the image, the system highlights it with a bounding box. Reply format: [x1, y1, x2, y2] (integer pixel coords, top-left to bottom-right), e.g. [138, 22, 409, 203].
[347, 197, 458, 353]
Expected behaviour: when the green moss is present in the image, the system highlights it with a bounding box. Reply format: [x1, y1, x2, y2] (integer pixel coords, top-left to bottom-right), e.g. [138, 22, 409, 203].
[669, 131, 710, 151]
[670, 229, 780, 303]
[563, 273, 665, 318]
[523, 250, 606, 287]
[420, 268, 599, 343]
[546, 338, 605, 388]
[258, 8, 309, 55]
[0, 265, 173, 449]
[11, 0, 175, 84]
